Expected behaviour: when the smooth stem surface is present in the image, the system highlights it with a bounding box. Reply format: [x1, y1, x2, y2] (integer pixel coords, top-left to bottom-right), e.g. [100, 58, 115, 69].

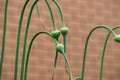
[54, 51, 58, 68]
[99, 26, 120, 80]
[53, 0, 67, 51]
[63, 35, 67, 53]
[0, 0, 8, 79]
[53, 0, 67, 54]
[20, 0, 38, 80]
[36, 3, 41, 18]
[52, 50, 58, 80]
[24, 31, 57, 80]
[81, 25, 117, 80]
[53, 0, 65, 27]
[35, 2, 46, 30]
[62, 52, 73, 80]
[45, 0, 57, 30]
[53, 0, 68, 75]
[13, 1, 29, 80]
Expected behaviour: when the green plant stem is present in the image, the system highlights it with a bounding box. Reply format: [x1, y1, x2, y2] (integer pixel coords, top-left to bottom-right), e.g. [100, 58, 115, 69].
[99, 26, 120, 80]
[45, 0, 57, 30]
[35, 2, 46, 30]
[63, 35, 67, 53]
[0, 0, 8, 79]
[52, 0, 68, 75]
[24, 31, 57, 80]
[54, 51, 58, 68]
[13, 1, 29, 80]
[52, 0, 65, 27]
[36, 3, 41, 18]
[62, 51, 73, 80]
[20, 0, 39, 80]
[81, 25, 117, 80]
[52, 50, 58, 80]
[52, 0, 67, 51]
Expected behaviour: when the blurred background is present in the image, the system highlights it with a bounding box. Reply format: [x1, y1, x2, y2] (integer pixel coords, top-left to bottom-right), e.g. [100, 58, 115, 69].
[0, 0, 120, 80]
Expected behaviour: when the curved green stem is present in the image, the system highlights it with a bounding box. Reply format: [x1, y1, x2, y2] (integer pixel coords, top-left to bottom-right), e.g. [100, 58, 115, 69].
[52, 0, 65, 27]
[12, 1, 29, 80]
[24, 31, 57, 80]
[52, 1, 68, 75]
[52, 0, 67, 52]
[0, 0, 8, 79]
[62, 51, 73, 80]
[99, 26, 120, 80]
[20, 0, 39, 80]
[45, 0, 57, 30]
[81, 25, 117, 80]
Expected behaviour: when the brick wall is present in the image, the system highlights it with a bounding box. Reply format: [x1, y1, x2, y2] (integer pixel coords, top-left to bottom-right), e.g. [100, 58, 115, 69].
[0, 0, 120, 80]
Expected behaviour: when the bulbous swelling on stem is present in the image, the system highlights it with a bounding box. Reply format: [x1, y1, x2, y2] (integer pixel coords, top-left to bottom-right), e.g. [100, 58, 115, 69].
[81, 25, 118, 80]
[114, 35, 120, 43]
[60, 27, 69, 36]
[51, 30, 60, 39]
[99, 26, 120, 80]
[56, 43, 64, 53]
[24, 31, 58, 80]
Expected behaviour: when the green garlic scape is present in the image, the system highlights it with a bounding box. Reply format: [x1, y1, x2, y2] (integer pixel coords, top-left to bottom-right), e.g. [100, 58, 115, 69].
[114, 35, 120, 43]
[81, 25, 119, 80]
[99, 26, 120, 80]
[51, 30, 61, 39]
[60, 27, 69, 36]
[56, 43, 64, 53]
[20, 0, 38, 80]
[0, 0, 8, 79]
[0, 0, 120, 80]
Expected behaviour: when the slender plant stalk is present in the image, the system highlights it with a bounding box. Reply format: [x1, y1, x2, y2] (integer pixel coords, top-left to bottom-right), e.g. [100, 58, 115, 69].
[53, 0, 69, 78]
[0, 0, 8, 79]
[45, 1, 62, 79]
[81, 26, 117, 80]
[35, 2, 47, 30]
[24, 31, 58, 80]
[13, 1, 29, 80]
[20, 0, 39, 80]
[52, 0, 66, 52]
[99, 26, 120, 80]
[53, 0, 67, 61]
[53, 51, 59, 68]
[52, 50, 58, 80]
[36, 3, 41, 18]
[52, 0, 65, 27]
[45, 0, 57, 30]
[62, 51, 73, 80]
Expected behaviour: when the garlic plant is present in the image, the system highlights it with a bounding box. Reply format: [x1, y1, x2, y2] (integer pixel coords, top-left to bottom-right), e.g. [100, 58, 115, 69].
[0, 0, 120, 80]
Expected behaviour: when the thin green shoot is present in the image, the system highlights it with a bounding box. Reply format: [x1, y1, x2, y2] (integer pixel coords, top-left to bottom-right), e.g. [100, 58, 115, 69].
[24, 31, 58, 80]
[20, 0, 39, 80]
[81, 25, 118, 80]
[99, 26, 120, 80]
[0, 0, 8, 79]
[45, 0, 57, 30]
